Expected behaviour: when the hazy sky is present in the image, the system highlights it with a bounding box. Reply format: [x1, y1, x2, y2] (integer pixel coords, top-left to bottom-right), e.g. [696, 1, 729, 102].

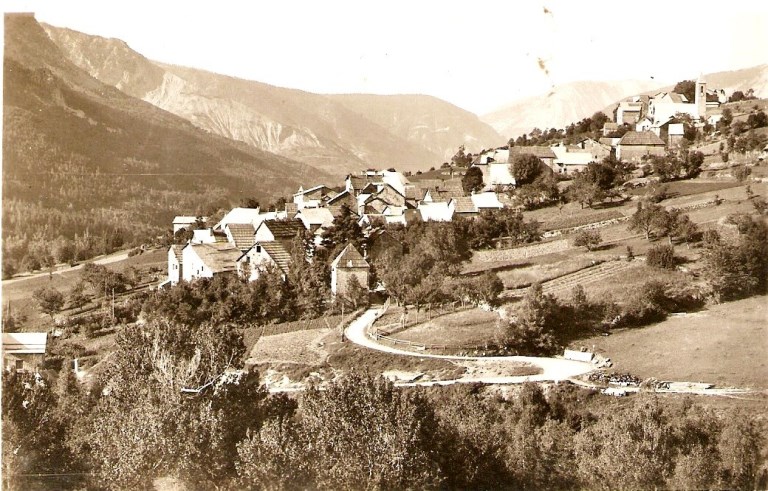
[4, 0, 768, 114]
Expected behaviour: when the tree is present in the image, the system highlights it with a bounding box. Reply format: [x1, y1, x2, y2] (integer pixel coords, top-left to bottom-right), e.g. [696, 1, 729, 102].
[673, 80, 696, 103]
[342, 274, 368, 309]
[451, 145, 473, 167]
[461, 166, 484, 194]
[511, 154, 544, 186]
[733, 165, 751, 182]
[68, 282, 90, 310]
[683, 150, 704, 178]
[646, 244, 676, 269]
[729, 90, 745, 102]
[321, 204, 364, 253]
[32, 286, 65, 320]
[628, 202, 667, 240]
[572, 229, 601, 251]
[240, 197, 260, 209]
[503, 283, 561, 355]
[566, 178, 602, 209]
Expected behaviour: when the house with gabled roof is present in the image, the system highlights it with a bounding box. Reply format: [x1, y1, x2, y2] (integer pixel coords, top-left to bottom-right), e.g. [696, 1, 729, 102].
[3, 333, 47, 373]
[508, 146, 556, 170]
[225, 223, 256, 251]
[327, 189, 356, 210]
[418, 200, 455, 222]
[331, 244, 370, 296]
[254, 219, 306, 245]
[551, 144, 595, 174]
[471, 192, 505, 211]
[295, 207, 335, 233]
[182, 242, 241, 281]
[293, 185, 335, 209]
[237, 241, 292, 281]
[616, 131, 666, 162]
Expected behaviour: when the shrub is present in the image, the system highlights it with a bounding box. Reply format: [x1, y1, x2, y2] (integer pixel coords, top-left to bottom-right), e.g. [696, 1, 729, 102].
[646, 244, 676, 269]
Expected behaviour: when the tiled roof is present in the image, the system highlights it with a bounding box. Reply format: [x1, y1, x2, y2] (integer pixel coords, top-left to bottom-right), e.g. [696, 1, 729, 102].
[259, 241, 292, 275]
[441, 178, 465, 195]
[618, 131, 665, 146]
[262, 219, 306, 239]
[508, 146, 556, 161]
[297, 207, 335, 228]
[452, 196, 478, 214]
[190, 243, 240, 274]
[471, 192, 504, 209]
[332, 244, 369, 269]
[327, 189, 352, 205]
[226, 223, 256, 250]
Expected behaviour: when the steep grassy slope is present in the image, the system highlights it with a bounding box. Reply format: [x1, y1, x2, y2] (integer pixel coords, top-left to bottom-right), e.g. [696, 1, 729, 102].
[3, 14, 325, 255]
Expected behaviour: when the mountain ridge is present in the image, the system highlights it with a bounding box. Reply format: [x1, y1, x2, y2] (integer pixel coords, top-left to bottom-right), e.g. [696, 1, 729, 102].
[43, 23, 502, 175]
[3, 13, 326, 248]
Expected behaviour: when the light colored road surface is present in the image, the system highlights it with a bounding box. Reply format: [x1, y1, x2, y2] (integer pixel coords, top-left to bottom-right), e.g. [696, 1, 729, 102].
[345, 308, 596, 387]
[2, 250, 132, 286]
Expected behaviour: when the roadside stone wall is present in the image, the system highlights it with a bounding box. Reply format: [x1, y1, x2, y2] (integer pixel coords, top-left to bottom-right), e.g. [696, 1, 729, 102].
[543, 217, 630, 238]
[473, 238, 569, 263]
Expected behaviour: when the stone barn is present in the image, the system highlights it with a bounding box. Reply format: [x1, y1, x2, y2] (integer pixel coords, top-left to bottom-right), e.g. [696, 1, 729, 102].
[331, 244, 370, 296]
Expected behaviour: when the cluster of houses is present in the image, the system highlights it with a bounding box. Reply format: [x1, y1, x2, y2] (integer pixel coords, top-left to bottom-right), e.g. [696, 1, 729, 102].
[475, 77, 729, 175]
[165, 169, 517, 294]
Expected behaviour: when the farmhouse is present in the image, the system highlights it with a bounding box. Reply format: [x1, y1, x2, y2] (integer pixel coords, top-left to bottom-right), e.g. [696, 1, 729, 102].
[224, 223, 257, 251]
[616, 131, 666, 162]
[508, 146, 556, 170]
[3, 332, 47, 373]
[293, 185, 334, 209]
[254, 219, 306, 245]
[237, 241, 292, 281]
[172, 216, 205, 233]
[331, 244, 370, 296]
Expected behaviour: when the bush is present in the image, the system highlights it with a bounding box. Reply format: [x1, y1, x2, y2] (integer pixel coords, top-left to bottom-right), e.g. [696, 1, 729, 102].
[646, 244, 676, 269]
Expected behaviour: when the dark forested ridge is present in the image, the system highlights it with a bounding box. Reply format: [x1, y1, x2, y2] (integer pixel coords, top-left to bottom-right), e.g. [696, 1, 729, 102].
[2, 13, 329, 272]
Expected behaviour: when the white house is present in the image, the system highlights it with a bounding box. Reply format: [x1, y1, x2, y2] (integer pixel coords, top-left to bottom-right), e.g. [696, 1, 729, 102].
[470, 192, 505, 210]
[418, 200, 455, 222]
[294, 207, 335, 232]
[551, 145, 595, 174]
[215, 208, 285, 232]
[181, 242, 241, 281]
[236, 241, 291, 281]
[191, 228, 218, 244]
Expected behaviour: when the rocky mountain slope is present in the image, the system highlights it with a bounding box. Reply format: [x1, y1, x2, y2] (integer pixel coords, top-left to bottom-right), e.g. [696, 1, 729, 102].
[3, 13, 325, 244]
[482, 80, 663, 140]
[43, 25, 502, 175]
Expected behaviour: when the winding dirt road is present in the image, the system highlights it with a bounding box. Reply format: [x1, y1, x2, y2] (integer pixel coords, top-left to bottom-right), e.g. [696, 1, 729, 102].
[345, 308, 596, 387]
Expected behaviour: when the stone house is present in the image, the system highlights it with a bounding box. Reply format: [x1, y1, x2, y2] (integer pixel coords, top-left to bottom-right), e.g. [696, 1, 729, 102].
[331, 244, 370, 296]
[616, 131, 666, 162]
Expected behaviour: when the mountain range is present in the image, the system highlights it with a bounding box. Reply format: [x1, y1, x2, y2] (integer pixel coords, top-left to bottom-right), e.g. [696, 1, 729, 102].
[3, 13, 326, 245]
[42, 24, 502, 175]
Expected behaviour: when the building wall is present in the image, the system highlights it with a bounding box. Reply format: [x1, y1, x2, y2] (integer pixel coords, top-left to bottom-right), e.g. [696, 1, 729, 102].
[254, 227, 276, 243]
[332, 267, 369, 296]
[3, 353, 45, 373]
[168, 248, 182, 284]
[617, 144, 666, 162]
[181, 247, 211, 281]
[237, 245, 276, 282]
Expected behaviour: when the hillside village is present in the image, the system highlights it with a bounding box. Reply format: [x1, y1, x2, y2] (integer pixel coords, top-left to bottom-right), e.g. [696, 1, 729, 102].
[166, 76, 767, 295]
[4, 14, 768, 488]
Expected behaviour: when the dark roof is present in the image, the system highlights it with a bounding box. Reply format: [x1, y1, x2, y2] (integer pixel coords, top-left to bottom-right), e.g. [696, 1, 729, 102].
[259, 241, 292, 275]
[327, 189, 352, 205]
[331, 244, 369, 269]
[226, 223, 256, 250]
[618, 131, 665, 146]
[189, 243, 240, 274]
[452, 196, 478, 214]
[508, 146, 556, 161]
[262, 219, 306, 239]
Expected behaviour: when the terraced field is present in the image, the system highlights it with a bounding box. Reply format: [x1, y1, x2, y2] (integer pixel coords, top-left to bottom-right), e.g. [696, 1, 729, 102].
[503, 259, 641, 299]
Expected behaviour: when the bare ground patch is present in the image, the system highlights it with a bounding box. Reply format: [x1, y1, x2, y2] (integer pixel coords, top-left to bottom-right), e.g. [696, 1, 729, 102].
[571, 295, 768, 389]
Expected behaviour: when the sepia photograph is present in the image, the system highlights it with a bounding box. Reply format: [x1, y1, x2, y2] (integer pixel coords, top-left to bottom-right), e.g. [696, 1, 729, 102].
[2, 0, 767, 489]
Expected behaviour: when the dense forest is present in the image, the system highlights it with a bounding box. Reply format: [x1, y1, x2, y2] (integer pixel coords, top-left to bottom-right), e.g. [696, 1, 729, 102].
[4, 319, 766, 490]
